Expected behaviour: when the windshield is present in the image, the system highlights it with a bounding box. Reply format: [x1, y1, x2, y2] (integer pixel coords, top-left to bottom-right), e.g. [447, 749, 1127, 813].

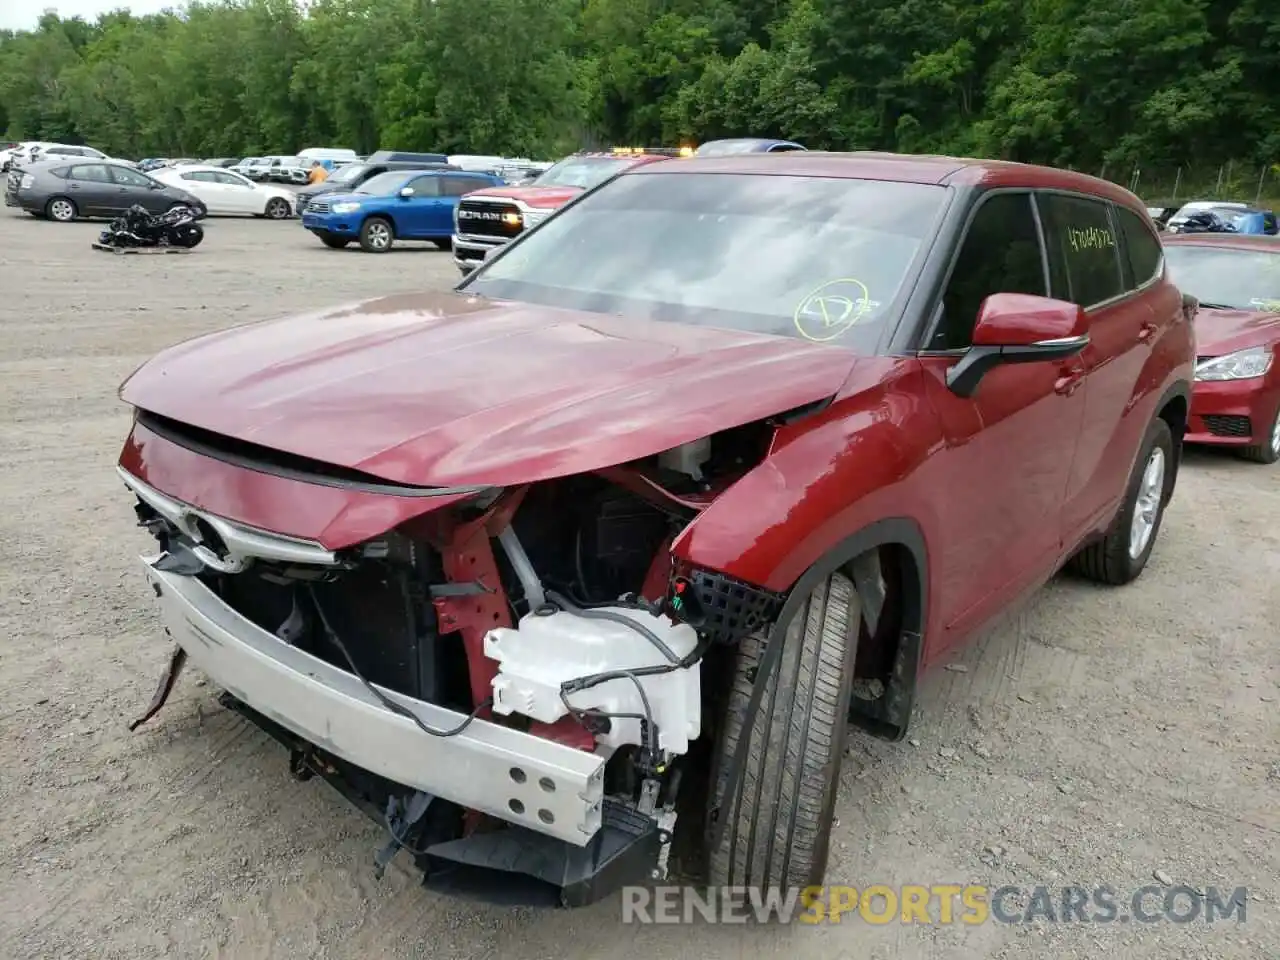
[533, 156, 634, 189]
[329, 163, 369, 184]
[355, 171, 411, 195]
[464, 172, 945, 348]
[1164, 245, 1280, 311]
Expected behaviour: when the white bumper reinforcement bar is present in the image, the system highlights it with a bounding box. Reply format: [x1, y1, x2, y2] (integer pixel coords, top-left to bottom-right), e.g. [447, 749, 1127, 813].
[142, 560, 606, 845]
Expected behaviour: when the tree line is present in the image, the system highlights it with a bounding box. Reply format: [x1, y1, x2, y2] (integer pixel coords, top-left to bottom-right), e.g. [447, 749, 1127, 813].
[0, 0, 1275, 175]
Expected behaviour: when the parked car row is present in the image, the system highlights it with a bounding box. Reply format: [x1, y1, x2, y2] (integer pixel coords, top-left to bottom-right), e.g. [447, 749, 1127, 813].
[4, 157, 208, 221]
[291, 145, 706, 254]
[2, 154, 311, 222]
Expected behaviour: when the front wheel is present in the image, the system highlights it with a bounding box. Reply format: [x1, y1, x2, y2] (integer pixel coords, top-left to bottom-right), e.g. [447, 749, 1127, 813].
[359, 217, 393, 253]
[264, 197, 292, 219]
[1240, 404, 1280, 464]
[1069, 417, 1175, 584]
[705, 571, 860, 891]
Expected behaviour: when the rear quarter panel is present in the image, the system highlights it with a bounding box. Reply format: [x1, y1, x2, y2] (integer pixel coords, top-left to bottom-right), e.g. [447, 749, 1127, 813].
[1066, 274, 1193, 543]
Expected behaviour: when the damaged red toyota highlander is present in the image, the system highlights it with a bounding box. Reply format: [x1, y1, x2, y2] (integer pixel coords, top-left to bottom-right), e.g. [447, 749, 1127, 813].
[116, 152, 1194, 907]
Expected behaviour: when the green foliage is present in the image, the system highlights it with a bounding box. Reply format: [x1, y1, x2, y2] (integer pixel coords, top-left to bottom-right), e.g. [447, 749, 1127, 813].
[0, 0, 1275, 172]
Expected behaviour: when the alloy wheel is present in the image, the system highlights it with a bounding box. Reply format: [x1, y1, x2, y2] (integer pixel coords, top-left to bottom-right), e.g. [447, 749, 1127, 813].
[1128, 447, 1165, 559]
[366, 222, 390, 249]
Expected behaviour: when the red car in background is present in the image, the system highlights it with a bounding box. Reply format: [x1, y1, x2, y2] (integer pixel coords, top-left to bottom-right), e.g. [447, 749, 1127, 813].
[1163, 233, 1280, 464]
[451, 148, 686, 275]
[116, 152, 1193, 907]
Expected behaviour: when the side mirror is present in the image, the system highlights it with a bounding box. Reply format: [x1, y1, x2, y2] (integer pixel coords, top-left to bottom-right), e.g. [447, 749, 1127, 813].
[399, 187, 414, 198]
[946, 293, 1089, 398]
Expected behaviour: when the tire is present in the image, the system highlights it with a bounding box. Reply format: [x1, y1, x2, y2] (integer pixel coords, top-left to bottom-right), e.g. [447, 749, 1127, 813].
[264, 197, 291, 219]
[1240, 403, 1280, 464]
[1069, 417, 1174, 585]
[46, 197, 77, 222]
[171, 224, 204, 248]
[359, 217, 393, 253]
[433, 237, 453, 251]
[318, 233, 350, 249]
[705, 570, 860, 891]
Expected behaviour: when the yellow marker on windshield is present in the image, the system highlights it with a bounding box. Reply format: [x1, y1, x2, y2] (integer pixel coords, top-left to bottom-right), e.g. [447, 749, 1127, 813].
[794, 279, 872, 342]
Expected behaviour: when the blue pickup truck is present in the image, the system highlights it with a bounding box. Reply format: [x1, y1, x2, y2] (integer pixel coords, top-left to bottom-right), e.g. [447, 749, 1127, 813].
[301, 167, 504, 252]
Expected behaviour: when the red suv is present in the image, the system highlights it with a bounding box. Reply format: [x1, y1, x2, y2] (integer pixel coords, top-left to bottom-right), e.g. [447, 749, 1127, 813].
[115, 152, 1194, 907]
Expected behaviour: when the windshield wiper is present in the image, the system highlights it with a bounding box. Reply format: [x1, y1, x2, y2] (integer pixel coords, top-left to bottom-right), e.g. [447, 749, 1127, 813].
[1195, 302, 1237, 310]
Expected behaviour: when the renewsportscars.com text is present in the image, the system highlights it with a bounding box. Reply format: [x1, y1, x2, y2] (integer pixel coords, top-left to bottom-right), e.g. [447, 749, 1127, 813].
[622, 884, 1250, 925]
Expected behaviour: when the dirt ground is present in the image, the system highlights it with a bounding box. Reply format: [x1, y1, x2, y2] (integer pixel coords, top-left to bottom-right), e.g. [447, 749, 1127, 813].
[0, 212, 1276, 960]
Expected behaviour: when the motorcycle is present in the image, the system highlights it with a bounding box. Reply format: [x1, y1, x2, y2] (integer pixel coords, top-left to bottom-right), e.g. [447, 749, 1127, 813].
[96, 204, 205, 250]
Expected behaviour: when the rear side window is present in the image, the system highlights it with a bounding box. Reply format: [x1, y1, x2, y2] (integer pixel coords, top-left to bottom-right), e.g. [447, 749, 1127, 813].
[110, 166, 153, 187]
[441, 175, 482, 196]
[1038, 194, 1124, 306]
[1115, 206, 1163, 287]
[68, 163, 112, 182]
[403, 175, 441, 196]
[930, 192, 1047, 351]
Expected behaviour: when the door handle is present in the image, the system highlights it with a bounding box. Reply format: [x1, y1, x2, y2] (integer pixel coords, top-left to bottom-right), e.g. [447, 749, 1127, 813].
[1137, 321, 1158, 342]
[1054, 364, 1085, 396]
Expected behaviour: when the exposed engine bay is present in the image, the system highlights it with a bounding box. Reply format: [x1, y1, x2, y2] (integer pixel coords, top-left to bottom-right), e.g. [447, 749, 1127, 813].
[125, 414, 795, 905]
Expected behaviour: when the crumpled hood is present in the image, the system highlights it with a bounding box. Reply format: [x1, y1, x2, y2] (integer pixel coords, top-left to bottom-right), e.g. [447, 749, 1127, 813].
[119, 292, 858, 488]
[1194, 306, 1280, 356]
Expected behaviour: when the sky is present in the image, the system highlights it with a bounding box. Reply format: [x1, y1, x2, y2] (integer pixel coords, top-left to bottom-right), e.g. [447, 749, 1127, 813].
[2, 0, 181, 32]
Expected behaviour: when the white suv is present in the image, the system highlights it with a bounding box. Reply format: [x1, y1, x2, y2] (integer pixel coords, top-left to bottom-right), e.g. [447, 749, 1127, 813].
[6, 142, 118, 171]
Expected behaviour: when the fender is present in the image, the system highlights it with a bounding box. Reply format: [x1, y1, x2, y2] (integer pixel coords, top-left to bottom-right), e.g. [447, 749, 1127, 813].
[1124, 375, 1192, 505]
[672, 374, 942, 742]
[1152, 374, 1192, 486]
[670, 363, 946, 594]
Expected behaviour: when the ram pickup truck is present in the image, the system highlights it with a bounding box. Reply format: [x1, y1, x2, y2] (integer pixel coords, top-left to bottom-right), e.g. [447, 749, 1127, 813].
[451, 148, 682, 275]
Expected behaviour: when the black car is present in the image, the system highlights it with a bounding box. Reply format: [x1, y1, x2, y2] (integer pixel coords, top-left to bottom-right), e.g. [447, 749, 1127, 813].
[293, 155, 457, 213]
[5, 158, 206, 222]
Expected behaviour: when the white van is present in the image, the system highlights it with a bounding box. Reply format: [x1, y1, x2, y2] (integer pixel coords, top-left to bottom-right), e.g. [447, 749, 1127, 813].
[297, 147, 358, 164]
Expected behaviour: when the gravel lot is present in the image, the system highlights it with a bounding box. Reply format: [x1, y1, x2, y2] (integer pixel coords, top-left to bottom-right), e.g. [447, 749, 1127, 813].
[0, 212, 1276, 960]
